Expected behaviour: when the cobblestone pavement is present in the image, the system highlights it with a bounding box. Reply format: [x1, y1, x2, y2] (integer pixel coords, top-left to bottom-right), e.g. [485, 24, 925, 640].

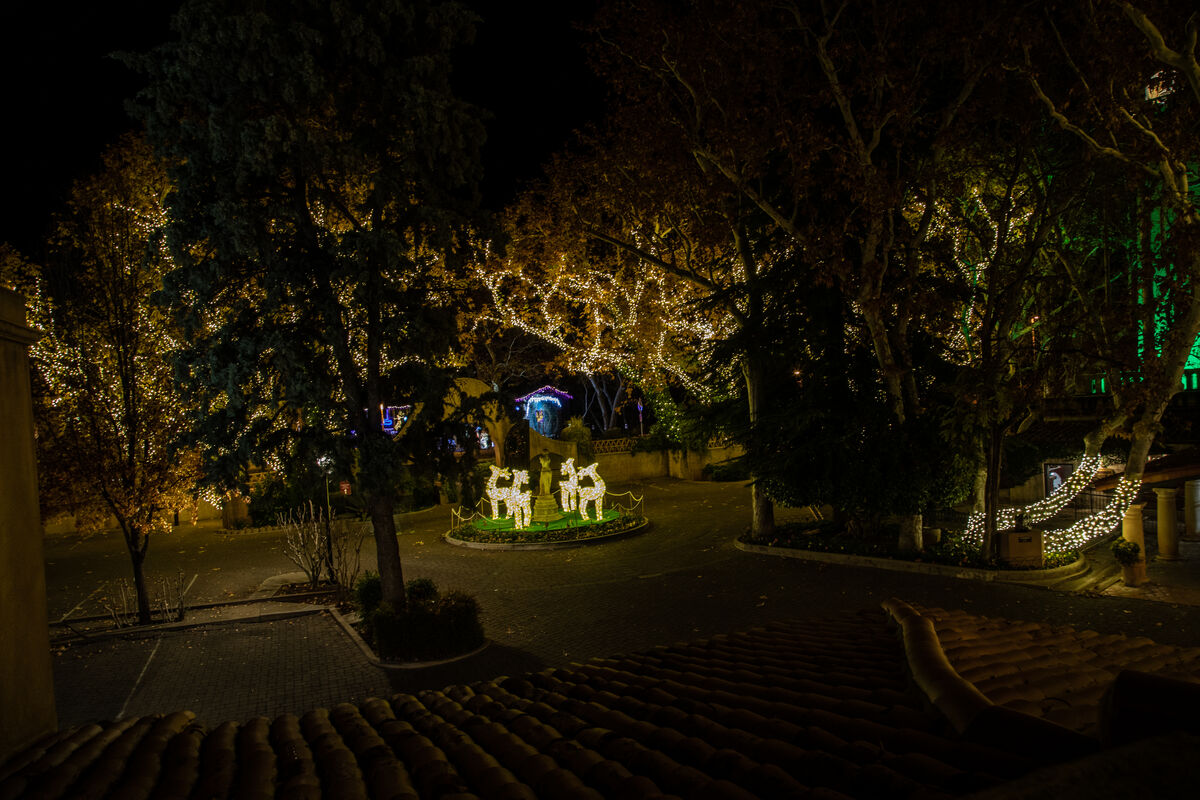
[53, 611, 390, 729]
[49, 478, 1200, 729]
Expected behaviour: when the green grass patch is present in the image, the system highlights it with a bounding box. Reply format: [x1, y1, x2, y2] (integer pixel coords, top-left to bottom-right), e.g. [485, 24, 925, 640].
[451, 510, 646, 544]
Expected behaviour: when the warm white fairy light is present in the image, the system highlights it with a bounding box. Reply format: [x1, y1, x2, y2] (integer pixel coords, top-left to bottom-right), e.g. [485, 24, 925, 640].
[1042, 477, 1140, 553]
[964, 453, 1103, 546]
[575, 462, 606, 521]
[559, 457, 580, 513]
[962, 454, 1141, 554]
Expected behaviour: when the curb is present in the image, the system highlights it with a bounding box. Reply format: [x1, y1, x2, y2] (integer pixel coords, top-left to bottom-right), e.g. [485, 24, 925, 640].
[444, 518, 650, 551]
[328, 606, 490, 671]
[51, 605, 328, 644]
[735, 540, 1088, 584]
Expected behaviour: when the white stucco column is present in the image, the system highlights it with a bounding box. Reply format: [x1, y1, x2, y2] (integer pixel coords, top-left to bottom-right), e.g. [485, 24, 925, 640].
[1184, 480, 1200, 539]
[0, 289, 56, 759]
[1122, 502, 1146, 563]
[1154, 488, 1179, 561]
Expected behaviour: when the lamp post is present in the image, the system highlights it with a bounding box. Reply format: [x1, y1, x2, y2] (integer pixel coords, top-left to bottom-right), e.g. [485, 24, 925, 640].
[317, 455, 334, 583]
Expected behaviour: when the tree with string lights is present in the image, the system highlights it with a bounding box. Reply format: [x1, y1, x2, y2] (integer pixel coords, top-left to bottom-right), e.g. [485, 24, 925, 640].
[33, 134, 201, 625]
[131, 0, 485, 609]
[960, 0, 1200, 556]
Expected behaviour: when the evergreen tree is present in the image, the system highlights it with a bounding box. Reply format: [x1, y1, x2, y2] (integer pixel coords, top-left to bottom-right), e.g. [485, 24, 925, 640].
[131, 0, 485, 608]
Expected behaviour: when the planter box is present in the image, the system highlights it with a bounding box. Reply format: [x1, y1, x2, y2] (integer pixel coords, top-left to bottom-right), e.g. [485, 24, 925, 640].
[999, 529, 1044, 569]
[1121, 562, 1147, 587]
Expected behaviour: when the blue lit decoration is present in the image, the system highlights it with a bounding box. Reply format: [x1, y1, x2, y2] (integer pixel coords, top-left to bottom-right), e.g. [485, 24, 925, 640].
[515, 385, 573, 438]
[359, 405, 409, 436]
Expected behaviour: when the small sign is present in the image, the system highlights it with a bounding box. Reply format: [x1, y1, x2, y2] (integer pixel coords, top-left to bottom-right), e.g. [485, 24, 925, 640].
[1044, 463, 1074, 496]
[339, 481, 352, 495]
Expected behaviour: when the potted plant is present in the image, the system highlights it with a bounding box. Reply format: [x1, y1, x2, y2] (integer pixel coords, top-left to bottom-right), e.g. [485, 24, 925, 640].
[1111, 538, 1146, 587]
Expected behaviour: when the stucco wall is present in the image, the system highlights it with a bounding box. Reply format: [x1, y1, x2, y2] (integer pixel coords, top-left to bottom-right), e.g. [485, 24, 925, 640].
[596, 443, 744, 483]
[0, 288, 57, 759]
[596, 449, 669, 482]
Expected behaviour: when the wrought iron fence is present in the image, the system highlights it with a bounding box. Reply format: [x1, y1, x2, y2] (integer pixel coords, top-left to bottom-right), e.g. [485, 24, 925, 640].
[592, 437, 637, 455]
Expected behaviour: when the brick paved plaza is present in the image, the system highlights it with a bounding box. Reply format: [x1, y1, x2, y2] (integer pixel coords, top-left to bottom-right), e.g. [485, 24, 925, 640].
[48, 478, 1200, 729]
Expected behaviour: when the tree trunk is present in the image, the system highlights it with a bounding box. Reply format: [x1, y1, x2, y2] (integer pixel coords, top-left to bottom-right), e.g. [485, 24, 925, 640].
[895, 513, 923, 552]
[751, 480, 775, 535]
[129, 536, 152, 625]
[742, 361, 774, 537]
[981, 423, 1006, 561]
[860, 301, 908, 424]
[323, 490, 335, 584]
[368, 493, 405, 610]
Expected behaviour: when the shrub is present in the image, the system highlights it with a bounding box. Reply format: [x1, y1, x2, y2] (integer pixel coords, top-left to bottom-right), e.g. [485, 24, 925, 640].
[703, 459, 750, 482]
[439, 591, 484, 653]
[560, 416, 594, 462]
[369, 603, 405, 660]
[405, 577, 439, 608]
[1112, 537, 1141, 566]
[354, 572, 383, 614]
[360, 578, 484, 663]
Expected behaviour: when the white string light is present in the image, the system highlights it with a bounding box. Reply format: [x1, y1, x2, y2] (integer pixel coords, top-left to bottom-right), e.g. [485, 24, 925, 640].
[962, 454, 1138, 554]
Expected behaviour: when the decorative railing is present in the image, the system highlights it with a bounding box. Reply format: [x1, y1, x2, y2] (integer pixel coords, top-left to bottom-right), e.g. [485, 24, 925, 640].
[592, 437, 637, 455]
[590, 435, 737, 455]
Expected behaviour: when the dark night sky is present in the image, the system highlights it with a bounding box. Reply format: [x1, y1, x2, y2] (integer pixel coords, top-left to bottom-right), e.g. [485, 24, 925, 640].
[0, 0, 602, 259]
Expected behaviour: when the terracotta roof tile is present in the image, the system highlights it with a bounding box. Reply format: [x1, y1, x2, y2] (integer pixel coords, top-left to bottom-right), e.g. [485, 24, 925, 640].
[5, 610, 1166, 799]
[910, 604, 1200, 737]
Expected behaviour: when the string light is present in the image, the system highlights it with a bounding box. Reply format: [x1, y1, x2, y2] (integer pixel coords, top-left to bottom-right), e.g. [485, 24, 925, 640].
[484, 465, 532, 527]
[961, 453, 1138, 554]
[575, 462, 606, 521]
[559, 457, 580, 513]
[1042, 476, 1140, 552]
[964, 452, 1103, 542]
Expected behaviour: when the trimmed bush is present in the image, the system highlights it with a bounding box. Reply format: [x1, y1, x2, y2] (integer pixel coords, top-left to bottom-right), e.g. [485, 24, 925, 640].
[1112, 537, 1141, 566]
[354, 572, 383, 614]
[405, 577, 439, 608]
[361, 578, 483, 662]
[438, 591, 484, 652]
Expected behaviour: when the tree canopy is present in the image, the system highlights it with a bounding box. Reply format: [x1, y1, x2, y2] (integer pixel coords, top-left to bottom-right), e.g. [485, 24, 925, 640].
[33, 134, 200, 623]
[131, 0, 487, 607]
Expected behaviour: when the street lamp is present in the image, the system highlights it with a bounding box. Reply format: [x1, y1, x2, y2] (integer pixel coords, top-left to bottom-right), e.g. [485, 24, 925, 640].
[317, 455, 334, 583]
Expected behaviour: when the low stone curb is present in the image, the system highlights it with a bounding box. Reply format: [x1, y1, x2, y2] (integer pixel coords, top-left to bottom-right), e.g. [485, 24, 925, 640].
[50, 605, 327, 644]
[736, 540, 1088, 584]
[443, 518, 650, 551]
[328, 606, 490, 671]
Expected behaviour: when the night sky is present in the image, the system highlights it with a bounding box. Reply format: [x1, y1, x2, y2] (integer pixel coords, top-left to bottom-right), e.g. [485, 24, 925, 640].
[0, 0, 601, 259]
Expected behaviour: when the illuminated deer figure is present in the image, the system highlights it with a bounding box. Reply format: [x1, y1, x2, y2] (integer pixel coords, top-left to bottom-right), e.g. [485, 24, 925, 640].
[485, 465, 511, 519]
[506, 469, 533, 528]
[559, 457, 580, 513]
[576, 462, 606, 521]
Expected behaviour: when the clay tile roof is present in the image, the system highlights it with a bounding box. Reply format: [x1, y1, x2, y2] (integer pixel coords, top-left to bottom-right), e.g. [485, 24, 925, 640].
[7, 607, 1189, 799]
[913, 604, 1200, 737]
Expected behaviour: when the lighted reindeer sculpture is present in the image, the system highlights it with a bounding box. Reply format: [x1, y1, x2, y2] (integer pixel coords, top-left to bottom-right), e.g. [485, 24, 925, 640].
[485, 465, 511, 520]
[576, 462, 606, 521]
[559, 458, 580, 513]
[506, 469, 533, 528]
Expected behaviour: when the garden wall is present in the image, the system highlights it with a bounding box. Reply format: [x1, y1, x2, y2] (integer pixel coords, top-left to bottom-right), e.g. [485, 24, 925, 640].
[597, 443, 744, 483]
